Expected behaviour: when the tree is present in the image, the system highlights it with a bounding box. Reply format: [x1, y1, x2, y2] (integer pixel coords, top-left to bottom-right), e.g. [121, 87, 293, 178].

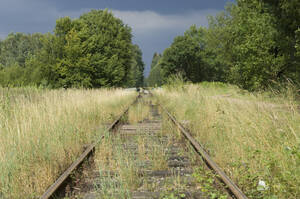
[0, 33, 45, 86]
[157, 1, 299, 90]
[259, 0, 300, 82]
[213, 0, 299, 90]
[0, 9, 137, 88]
[0, 33, 43, 68]
[29, 9, 134, 88]
[54, 29, 93, 88]
[159, 26, 216, 83]
[147, 63, 163, 87]
[151, 53, 162, 69]
[146, 52, 163, 87]
[212, 2, 285, 90]
[78, 10, 133, 87]
[126, 44, 145, 87]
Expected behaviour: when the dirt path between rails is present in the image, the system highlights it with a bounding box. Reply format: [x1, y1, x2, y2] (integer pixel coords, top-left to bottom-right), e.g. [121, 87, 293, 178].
[66, 98, 223, 199]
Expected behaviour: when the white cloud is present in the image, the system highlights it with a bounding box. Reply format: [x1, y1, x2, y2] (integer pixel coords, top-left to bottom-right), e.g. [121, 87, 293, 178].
[112, 9, 218, 35]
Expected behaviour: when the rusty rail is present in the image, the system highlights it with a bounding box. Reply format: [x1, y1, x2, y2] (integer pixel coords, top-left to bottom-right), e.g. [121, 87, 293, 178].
[40, 93, 140, 199]
[160, 105, 248, 199]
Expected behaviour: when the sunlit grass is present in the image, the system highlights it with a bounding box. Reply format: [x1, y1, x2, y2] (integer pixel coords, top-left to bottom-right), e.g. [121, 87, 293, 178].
[0, 87, 136, 199]
[154, 82, 300, 199]
[127, 97, 151, 124]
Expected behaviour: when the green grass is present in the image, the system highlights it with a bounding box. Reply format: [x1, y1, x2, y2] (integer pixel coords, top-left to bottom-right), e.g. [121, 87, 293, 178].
[154, 82, 300, 199]
[0, 87, 136, 199]
[94, 97, 152, 196]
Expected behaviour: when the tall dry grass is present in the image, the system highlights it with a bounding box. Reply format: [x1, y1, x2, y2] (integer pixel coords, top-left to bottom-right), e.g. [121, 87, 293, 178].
[154, 83, 300, 199]
[0, 87, 136, 198]
[127, 97, 151, 124]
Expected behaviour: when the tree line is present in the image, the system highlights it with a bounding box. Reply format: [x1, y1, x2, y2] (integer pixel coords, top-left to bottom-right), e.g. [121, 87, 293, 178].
[0, 9, 144, 88]
[147, 0, 300, 91]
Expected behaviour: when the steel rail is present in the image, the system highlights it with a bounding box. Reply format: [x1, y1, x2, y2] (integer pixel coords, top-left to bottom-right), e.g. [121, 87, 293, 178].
[40, 93, 140, 199]
[160, 105, 248, 199]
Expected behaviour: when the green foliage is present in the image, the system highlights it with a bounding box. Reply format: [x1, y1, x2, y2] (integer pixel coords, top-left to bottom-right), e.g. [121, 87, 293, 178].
[151, 52, 161, 69]
[160, 191, 186, 199]
[54, 28, 93, 88]
[163, 73, 187, 91]
[0, 9, 142, 88]
[159, 26, 215, 83]
[150, 1, 300, 91]
[146, 53, 163, 87]
[215, 2, 285, 90]
[0, 33, 43, 68]
[126, 45, 145, 87]
[259, 0, 300, 79]
[147, 64, 163, 87]
[0, 33, 45, 87]
[192, 167, 227, 199]
[47, 9, 134, 88]
[156, 83, 300, 198]
[296, 28, 300, 58]
[0, 65, 25, 86]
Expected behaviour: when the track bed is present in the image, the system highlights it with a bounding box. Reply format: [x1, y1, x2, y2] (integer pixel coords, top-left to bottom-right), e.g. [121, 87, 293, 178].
[67, 99, 208, 199]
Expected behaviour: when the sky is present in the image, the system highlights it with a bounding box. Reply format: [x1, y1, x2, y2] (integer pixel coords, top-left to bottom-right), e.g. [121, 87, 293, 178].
[0, 0, 234, 76]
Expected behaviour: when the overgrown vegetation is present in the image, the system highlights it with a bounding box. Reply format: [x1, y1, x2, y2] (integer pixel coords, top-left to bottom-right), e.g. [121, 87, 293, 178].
[147, 0, 300, 91]
[0, 10, 144, 88]
[0, 1, 299, 198]
[146, 53, 163, 87]
[127, 98, 151, 124]
[0, 88, 136, 198]
[94, 97, 222, 199]
[154, 81, 300, 199]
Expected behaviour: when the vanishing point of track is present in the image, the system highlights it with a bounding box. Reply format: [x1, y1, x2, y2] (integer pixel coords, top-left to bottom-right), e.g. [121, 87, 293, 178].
[40, 91, 248, 199]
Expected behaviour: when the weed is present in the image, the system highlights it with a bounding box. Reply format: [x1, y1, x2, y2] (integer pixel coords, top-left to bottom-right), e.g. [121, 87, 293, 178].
[192, 167, 228, 198]
[0, 87, 136, 198]
[154, 83, 300, 198]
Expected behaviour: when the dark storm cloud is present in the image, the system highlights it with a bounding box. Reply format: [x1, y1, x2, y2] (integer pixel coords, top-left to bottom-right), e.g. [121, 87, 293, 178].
[0, 0, 233, 75]
[111, 9, 219, 75]
[0, 0, 55, 34]
[50, 0, 232, 14]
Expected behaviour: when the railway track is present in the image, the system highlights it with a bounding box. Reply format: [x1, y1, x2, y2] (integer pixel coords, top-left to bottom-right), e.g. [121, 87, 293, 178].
[40, 94, 141, 199]
[40, 92, 248, 199]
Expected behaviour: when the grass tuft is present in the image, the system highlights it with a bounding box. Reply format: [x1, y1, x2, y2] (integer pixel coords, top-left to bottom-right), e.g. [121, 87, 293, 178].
[0, 87, 136, 198]
[154, 82, 300, 199]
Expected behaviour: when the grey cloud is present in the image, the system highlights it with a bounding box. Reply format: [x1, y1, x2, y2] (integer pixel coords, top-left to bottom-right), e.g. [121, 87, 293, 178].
[0, 1, 220, 76]
[0, 0, 73, 35]
[112, 9, 218, 35]
[111, 9, 219, 75]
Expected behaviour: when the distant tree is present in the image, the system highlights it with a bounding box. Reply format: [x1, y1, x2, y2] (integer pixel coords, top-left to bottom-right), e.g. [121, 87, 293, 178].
[0, 33, 45, 86]
[0, 33, 43, 68]
[35, 9, 134, 88]
[0, 9, 137, 88]
[146, 53, 163, 87]
[126, 44, 145, 87]
[78, 10, 133, 87]
[147, 65, 163, 87]
[151, 53, 162, 69]
[159, 26, 216, 83]
[158, 1, 299, 90]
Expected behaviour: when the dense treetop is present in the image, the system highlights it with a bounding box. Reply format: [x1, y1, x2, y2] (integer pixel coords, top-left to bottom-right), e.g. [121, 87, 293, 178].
[147, 0, 300, 91]
[0, 9, 144, 88]
[1, 2, 299, 91]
